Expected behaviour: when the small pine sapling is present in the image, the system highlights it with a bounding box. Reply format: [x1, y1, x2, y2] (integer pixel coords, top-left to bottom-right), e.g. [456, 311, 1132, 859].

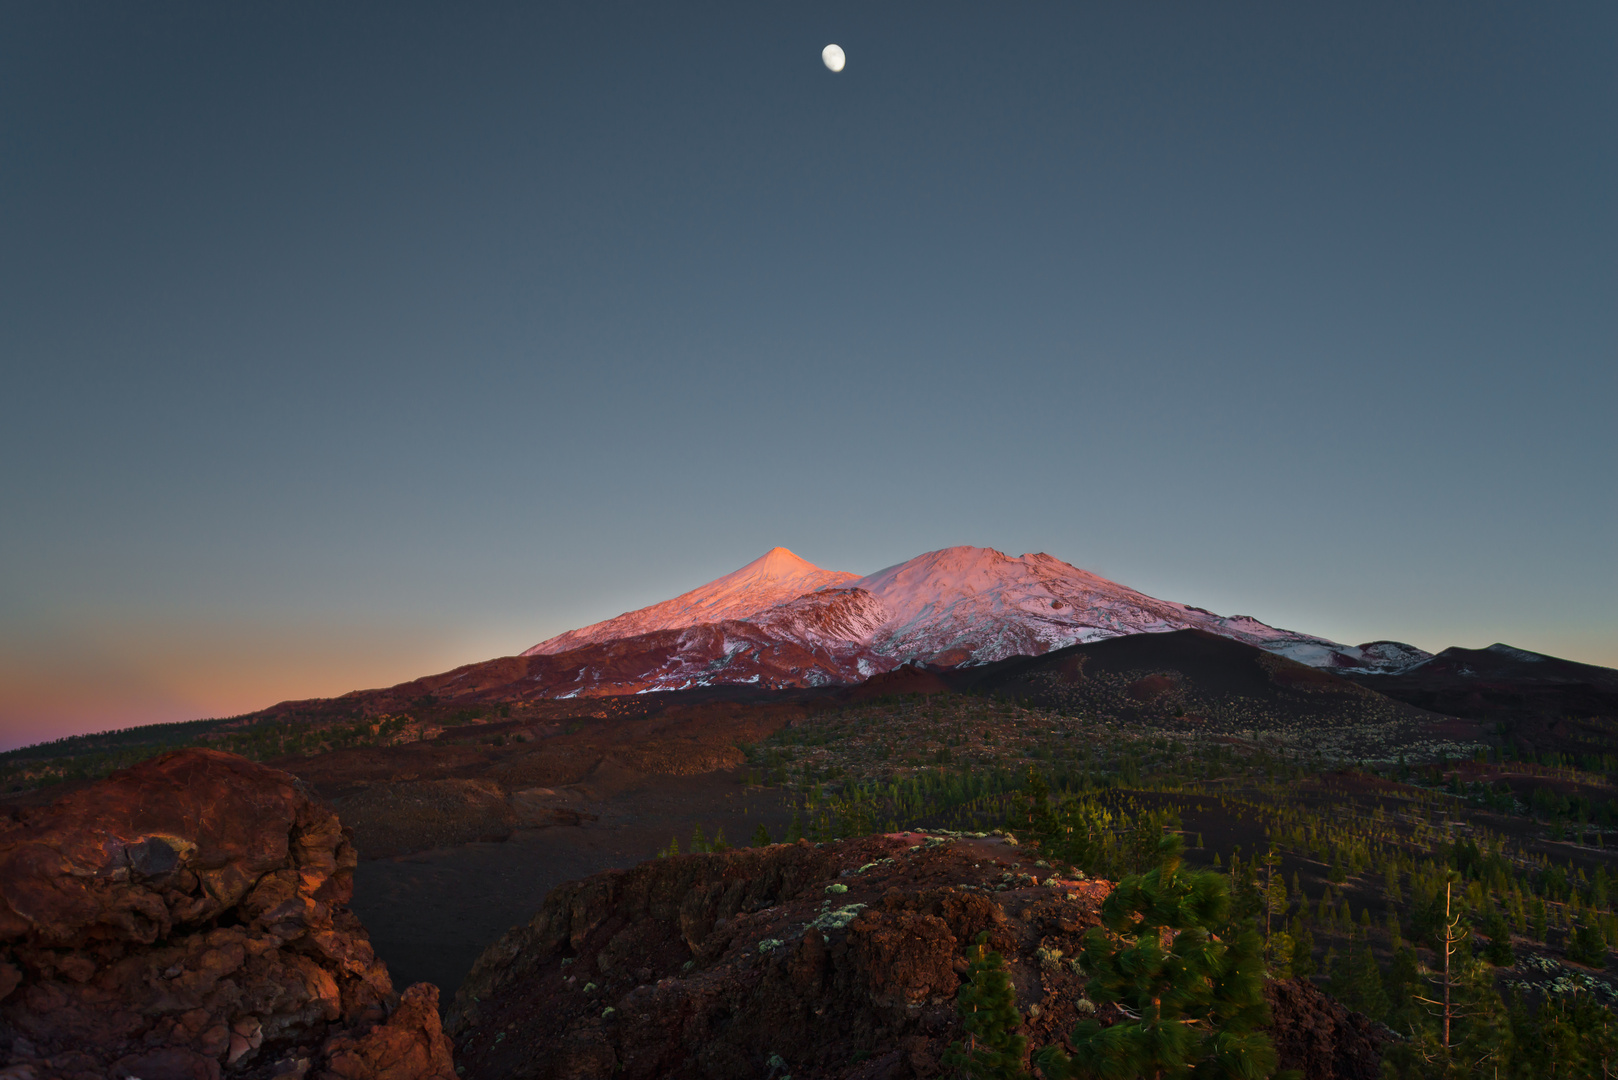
[942, 932, 1029, 1080]
[1035, 835, 1280, 1080]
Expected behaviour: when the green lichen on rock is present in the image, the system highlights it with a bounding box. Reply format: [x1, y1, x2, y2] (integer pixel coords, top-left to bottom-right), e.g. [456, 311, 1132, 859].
[808, 903, 867, 933]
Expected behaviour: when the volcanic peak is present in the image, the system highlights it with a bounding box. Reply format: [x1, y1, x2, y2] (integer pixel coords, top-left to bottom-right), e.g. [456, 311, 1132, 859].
[523, 547, 857, 656]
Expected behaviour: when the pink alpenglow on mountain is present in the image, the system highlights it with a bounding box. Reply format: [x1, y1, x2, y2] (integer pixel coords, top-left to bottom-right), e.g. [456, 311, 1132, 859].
[517, 546, 1429, 697]
[525, 547, 858, 656]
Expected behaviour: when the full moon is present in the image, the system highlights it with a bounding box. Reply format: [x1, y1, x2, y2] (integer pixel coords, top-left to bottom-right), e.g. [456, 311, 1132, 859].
[822, 44, 845, 72]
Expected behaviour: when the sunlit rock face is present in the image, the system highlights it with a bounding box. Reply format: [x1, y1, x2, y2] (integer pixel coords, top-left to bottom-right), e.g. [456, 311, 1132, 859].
[0, 748, 456, 1080]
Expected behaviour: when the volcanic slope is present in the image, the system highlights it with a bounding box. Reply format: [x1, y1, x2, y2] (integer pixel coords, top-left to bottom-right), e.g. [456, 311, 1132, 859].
[946, 628, 1445, 749]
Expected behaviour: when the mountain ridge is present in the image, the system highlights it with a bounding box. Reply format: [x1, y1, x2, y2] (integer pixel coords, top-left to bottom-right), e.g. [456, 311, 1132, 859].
[518, 545, 1431, 697]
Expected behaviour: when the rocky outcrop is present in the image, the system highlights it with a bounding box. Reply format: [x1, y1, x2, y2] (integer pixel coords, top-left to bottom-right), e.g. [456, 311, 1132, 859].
[0, 749, 455, 1080]
[1264, 977, 1389, 1080]
[448, 833, 1390, 1080]
[447, 832, 1113, 1080]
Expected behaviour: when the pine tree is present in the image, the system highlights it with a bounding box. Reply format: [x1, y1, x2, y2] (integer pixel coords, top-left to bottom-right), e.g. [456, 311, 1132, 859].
[1269, 930, 1296, 978]
[1451, 959, 1512, 1078]
[1383, 862, 1404, 906]
[1381, 946, 1423, 1035]
[1566, 920, 1607, 967]
[1396, 878, 1471, 1067]
[1262, 844, 1286, 956]
[751, 822, 773, 847]
[1345, 943, 1390, 1019]
[1509, 886, 1527, 934]
[942, 932, 1029, 1080]
[1035, 836, 1278, 1080]
[1324, 947, 1345, 1000]
[1020, 766, 1055, 835]
[1482, 907, 1514, 966]
[1229, 852, 1264, 926]
[1291, 922, 1318, 980]
[690, 823, 709, 853]
[1511, 993, 1618, 1078]
[786, 810, 804, 843]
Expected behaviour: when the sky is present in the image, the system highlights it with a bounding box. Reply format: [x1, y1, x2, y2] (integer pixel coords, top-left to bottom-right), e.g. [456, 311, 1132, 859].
[2, 2, 1614, 751]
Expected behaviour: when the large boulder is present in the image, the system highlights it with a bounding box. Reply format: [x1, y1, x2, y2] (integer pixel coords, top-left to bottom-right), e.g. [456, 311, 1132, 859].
[0, 749, 455, 1080]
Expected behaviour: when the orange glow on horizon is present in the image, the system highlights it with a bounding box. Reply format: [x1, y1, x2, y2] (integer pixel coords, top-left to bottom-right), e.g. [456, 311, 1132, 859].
[0, 620, 516, 752]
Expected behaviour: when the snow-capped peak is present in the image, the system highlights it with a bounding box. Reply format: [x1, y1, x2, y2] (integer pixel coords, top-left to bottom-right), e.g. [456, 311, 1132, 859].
[523, 547, 857, 656]
[844, 546, 1350, 667]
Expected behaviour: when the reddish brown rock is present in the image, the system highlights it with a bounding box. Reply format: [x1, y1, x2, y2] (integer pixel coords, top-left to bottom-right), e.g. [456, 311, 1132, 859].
[319, 984, 456, 1080]
[447, 834, 1112, 1080]
[0, 749, 455, 1080]
[1264, 977, 1389, 1080]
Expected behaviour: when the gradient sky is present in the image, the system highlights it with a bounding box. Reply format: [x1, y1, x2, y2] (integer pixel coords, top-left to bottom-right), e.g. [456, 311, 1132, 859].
[3, 2, 1615, 751]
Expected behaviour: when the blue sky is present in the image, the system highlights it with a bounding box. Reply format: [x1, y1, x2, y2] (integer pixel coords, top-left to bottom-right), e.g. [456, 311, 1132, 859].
[2, 2, 1614, 749]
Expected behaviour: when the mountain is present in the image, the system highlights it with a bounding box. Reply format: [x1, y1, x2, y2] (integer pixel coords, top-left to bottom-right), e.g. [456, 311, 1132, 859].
[525, 548, 858, 656]
[506, 545, 1430, 697]
[839, 546, 1421, 671]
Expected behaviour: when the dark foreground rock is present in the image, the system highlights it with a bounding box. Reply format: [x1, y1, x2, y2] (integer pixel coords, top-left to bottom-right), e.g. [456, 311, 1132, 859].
[1264, 977, 1389, 1080]
[0, 749, 455, 1080]
[447, 832, 1385, 1080]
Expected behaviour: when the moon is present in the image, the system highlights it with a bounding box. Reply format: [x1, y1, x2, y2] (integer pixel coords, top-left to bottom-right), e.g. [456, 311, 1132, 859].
[822, 44, 845, 72]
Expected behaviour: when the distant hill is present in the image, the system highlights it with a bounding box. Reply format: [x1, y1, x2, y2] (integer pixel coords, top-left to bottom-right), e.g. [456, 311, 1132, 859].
[941, 629, 1445, 742]
[1338, 643, 1618, 757]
